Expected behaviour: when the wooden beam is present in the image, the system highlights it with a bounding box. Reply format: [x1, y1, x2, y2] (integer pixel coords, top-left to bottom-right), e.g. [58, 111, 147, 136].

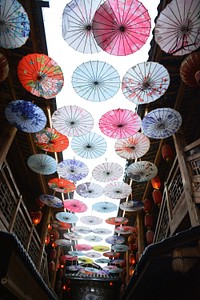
[0, 126, 17, 169]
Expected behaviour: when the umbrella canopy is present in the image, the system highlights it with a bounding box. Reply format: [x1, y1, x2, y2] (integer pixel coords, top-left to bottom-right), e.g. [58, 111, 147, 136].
[71, 226, 92, 234]
[85, 252, 102, 259]
[95, 258, 110, 264]
[105, 217, 129, 226]
[99, 108, 141, 139]
[104, 181, 132, 199]
[92, 162, 123, 183]
[126, 161, 158, 183]
[27, 154, 57, 175]
[104, 266, 123, 273]
[92, 0, 151, 56]
[111, 244, 129, 252]
[115, 132, 150, 160]
[63, 232, 83, 240]
[120, 200, 144, 212]
[79, 215, 103, 226]
[48, 178, 76, 194]
[155, 0, 200, 56]
[66, 265, 82, 271]
[141, 108, 182, 139]
[72, 60, 120, 102]
[111, 259, 125, 266]
[55, 212, 78, 224]
[0, 0, 30, 49]
[64, 255, 78, 262]
[33, 127, 69, 152]
[115, 225, 136, 234]
[63, 199, 87, 213]
[5, 100, 47, 133]
[62, 0, 103, 54]
[52, 105, 94, 137]
[92, 228, 112, 235]
[54, 239, 73, 247]
[180, 52, 200, 87]
[93, 245, 110, 252]
[103, 251, 120, 258]
[92, 201, 117, 213]
[57, 158, 89, 182]
[78, 257, 93, 264]
[17, 53, 64, 99]
[39, 194, 63, 208]
[75, 244, 92, 251]
[68, 250, 85, 257]
[71, 132, 107, 159]
[85, 267, 100, 273]
[105, 235, 125, 245]
[76, 182, 104, 198]
[84, 235, 103, 243]
[122, 61, 170, 104]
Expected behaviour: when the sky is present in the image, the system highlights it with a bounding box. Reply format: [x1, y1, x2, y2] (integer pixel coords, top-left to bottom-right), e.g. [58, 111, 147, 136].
[42, 0, 160, 263]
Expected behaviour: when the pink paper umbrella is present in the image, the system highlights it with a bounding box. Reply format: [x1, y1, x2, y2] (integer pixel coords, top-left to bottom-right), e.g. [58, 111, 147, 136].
[75, 244, 92, 251]
[63, 199, 88, 213]
[92, 0, 151, 56]
[99, 108, 141, 139]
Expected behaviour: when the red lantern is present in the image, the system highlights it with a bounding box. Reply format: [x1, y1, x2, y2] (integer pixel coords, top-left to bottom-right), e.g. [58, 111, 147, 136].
[180, 51, 200, 87]
[50, 229, 60, 241]
[146, 229, 154, 244]
[129, 252, 136, 265]
[45, 233, 51, 245]
[161, 144, 173, 162]
[152, 189, 162, 205]
[129, 243, 137, 251]
[128, 233, 137, 244]
[143, 198, 152, 212]
[59, 255, 66, 265]
[129, 266, 135, 277]
[30, 211, 42, 225]
[151, 175, 161, 190]
[144, 213, 153, 229]
[0, 53, 9, 82]
[50, 249, 57, 260]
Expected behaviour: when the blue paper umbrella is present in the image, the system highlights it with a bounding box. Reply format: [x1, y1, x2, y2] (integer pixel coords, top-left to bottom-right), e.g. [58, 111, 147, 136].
[72, 60, 120, 102]
[0, 0, 30, 49]
[5, 100, 47, 133]
[92, 201, 117, 214]
[68, 250, 85, 257]
[120, 200, 144, 212]
[27, 154, 57, 175]
[95, 258, 110, 264]
[39, 194, 63, 208]
[92, 161, 123, 183]
[71, 132, 107, 159]
[142, 108, 182, 139]
[105, 235, 125, 245]
[57, 158, 89, 182]
[55, 212, 78, 224]
[76, 182, 104, 198]
[126, 161, 158, 182]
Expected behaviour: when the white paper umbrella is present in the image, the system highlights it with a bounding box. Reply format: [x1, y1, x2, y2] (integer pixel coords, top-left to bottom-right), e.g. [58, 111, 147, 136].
[111, 244, 129, 252]
[92, 228, 112, 235]
[85, 252, 102, 259]
[126, 161, 158, 182]
[52, 105, 94, 137]
[120, 200, 144, 212]
[115, 132, 150, 160]
[27, 154, 57, 175]
[63, 232, 83, 240]
[141, 108, 182, 139]
[55, 212, 78, 224]
[155, 0, 200, 56]
[122, 61, 170, 105]
[54, 239, 73, 247]
[39, 194, 63, 208]
[71, 132, 107, 159]
[92, 162, 123, 182]
[104, 181, 132, 199]
[92, 201, 117, 213]
[105, 235, 125, 245]
[72, 60, 120, 102]
[76, 182, 104, 198]
[57, 159, 89, 182]
[71, 226, 92, 234]
[84, 235, 103, 243]
[79, 215, 103, 226]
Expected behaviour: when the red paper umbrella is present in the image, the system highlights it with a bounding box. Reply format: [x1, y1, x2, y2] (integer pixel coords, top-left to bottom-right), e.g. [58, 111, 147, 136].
[103, 251, 120, 258]
[75, 244, 92, 251]
[48, 178, 76, 193]
[33, 127, 69, 152]
[63, 199, 87, 213]
[180, 52, 200, 87]
[99, 108, 141, 139]
[17, 53, 64, 99]
[105, 217, 129, 226]
[92, 0, 151, 56]
[115, 132, 150, 160]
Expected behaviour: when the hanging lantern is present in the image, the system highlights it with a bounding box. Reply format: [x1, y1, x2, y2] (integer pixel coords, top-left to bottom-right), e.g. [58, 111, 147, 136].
[180, 52, 200, 87]
[45, 233, 51, 245]
[151, 175, 161, 190]
[128, 233, 137, 244]
[49, 249, 57, 260]
[59, 256, 66, 265]
[143, 198, 152, 212]
[49, 260, 56, 272]
[47, 224, 52, 231]
[129, 252, 136, 265]
[152, 189, 162, 205]
[161, 144, 173, 162]
[144, 213, 153, 229]
[50, 229, 60, 241]
[30, 211, 42, 225]
[0, 53, 9, 83]
[146, 229, 154, 244]
[129, 266, 135, 277]
[129, 243, 137, 252]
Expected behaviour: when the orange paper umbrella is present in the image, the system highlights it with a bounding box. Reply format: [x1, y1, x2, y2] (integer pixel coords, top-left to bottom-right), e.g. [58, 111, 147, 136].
[17, 53, 64, 99]
[48, 178, 76, 193]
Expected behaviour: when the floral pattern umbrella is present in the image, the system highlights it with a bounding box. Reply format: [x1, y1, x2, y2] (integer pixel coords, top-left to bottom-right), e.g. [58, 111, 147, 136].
[55, 212, 78, 224]
[126, 161, 158, 182]
[17, 53, 64, 99]
[39, 194, 63, 208]
[92, 0, 151, 56]
[72, 60, 120, 102]
[92, 162, 123, 183]
[84, 235, 103, 243]
[71, 226, 92, 234]
[63, 232, 83, 240]
[93, 245, 110, 252]
[48, 178, 76, 194]
[79, 215, 103, 226]
[180, 52, 200, 87]
[104, 181, 132, 199]
[105, 235, 125, 245]
[57, 159, 89, 182]
[115, 225, 136, 234]
[115, 132, 150, 160]
[141, 108, 182, 139]
[64, 255, 78, 261]
[71, 132, 107, 159]
[92, 228, 112, 235]
[33, 127, 69, 152]
[120, 200, 144, 212]
[0, 0, 30, 49]
[76, 182, 104, 198]
[63, 199, 87, 213]
[92, 201, 117, 214]
[99, 108, 141, 139]
[27, 154, 57, 175]
[122, 61, 170, 105]
[75, 244, 92, 251]
[62, 0, 103, 54]
[52, 105, 94, 137]
[111, 244, 129, 252]
[154, 0, 200, 56]
[103, 251, 120, 258]
[85, 252, 102, 259]
[105, 217, 129, 226]
[5, 100, 47, 133]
